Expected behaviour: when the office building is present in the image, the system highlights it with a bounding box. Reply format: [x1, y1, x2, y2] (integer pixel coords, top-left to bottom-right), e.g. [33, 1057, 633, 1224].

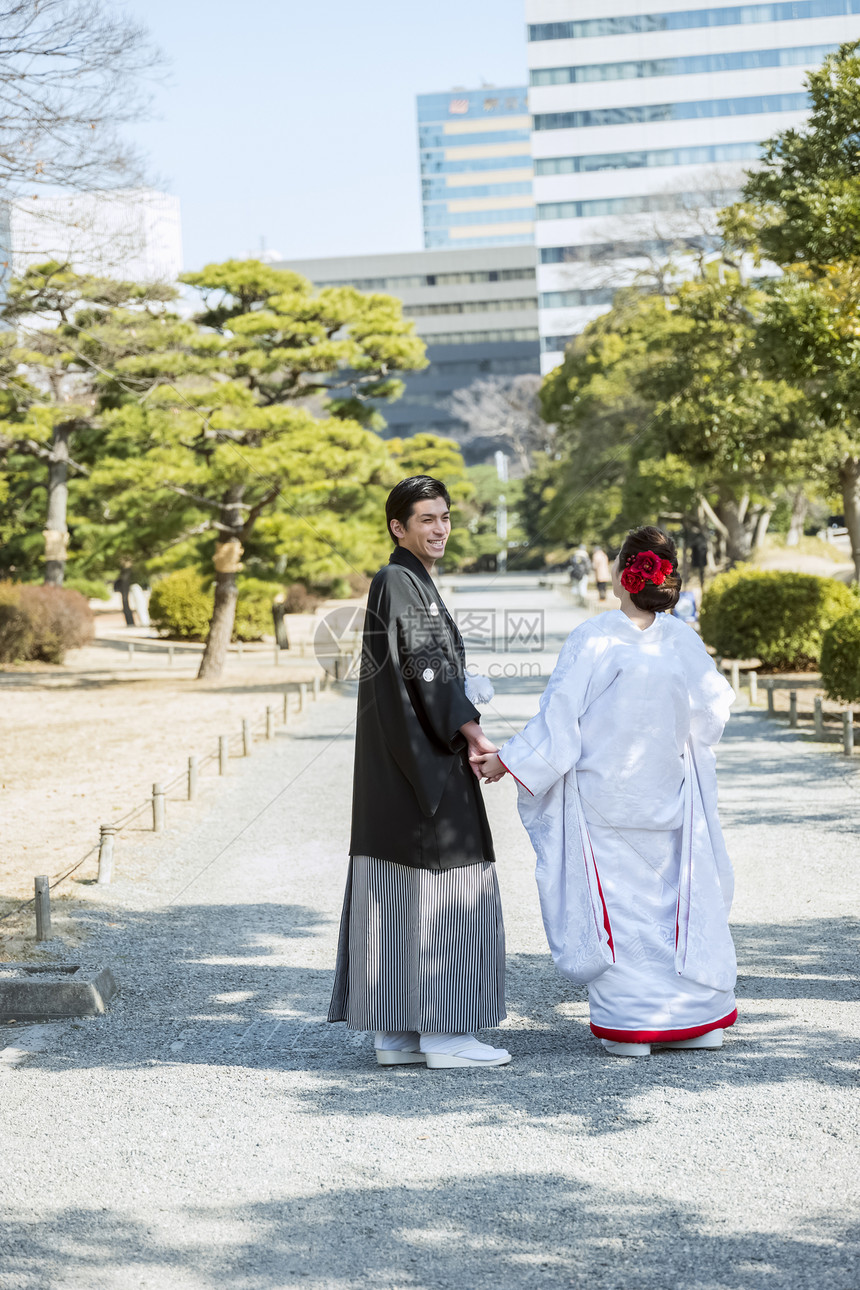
[417, 87, 535, 249]
[5, 188, 182, 285]
[276, 245, 540, 455]
[526, 0, 860, 371]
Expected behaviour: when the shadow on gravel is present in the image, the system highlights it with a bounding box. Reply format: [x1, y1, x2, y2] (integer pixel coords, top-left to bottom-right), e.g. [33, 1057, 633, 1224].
[1, 1177, 857, 1290]
[27, 901, 860, 1138]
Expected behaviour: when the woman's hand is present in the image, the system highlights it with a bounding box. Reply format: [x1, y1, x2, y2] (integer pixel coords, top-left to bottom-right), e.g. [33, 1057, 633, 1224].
[470, 751, 507, 784]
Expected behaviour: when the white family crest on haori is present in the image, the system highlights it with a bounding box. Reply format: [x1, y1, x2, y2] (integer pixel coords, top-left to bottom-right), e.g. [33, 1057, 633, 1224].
[500, 610, 737, 1034]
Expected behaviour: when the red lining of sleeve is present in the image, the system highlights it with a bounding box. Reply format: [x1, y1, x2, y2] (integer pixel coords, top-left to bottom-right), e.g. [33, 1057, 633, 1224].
[498, 755, 533, 795]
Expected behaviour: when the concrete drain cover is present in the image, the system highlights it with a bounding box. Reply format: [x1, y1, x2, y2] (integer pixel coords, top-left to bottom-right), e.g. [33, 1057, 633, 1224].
[0, 965, 119, 1020]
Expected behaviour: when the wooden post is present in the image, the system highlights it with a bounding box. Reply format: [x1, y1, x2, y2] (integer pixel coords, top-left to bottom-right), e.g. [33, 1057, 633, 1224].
[97, 825, 116, 886]
[333, 658, 340, 683]
[188, 755, 199, 800]
[152, 782, 165, 832]
[167, 644, 174, 666]
[814, 696, 824, 741]
[299, 682, 307, 712]
[34, 876, 51, 942]
[242, 718, 252, 756]
[127, 641, 134, 660]
[313, 675, 320, 701]
[789, 691, 798, 728]
[749, 671, 758, 706]
[283, 692, 290, 723]
[767, 684, 775, 715]
[843, 710, 854, 757]
[273, 644, 281, 667]
[237, 640, 243, 661]
[266, 706, 274, 740]
[730, 661, 740, 695]
[219, 735, 228, 776]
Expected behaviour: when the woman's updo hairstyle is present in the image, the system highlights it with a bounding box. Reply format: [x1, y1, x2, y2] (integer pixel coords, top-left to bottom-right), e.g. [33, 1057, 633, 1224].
[617, 525, 681, 613]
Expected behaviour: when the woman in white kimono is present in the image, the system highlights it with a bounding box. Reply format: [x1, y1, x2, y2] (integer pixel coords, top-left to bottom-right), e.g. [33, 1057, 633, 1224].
[475, 526, 738, 1057]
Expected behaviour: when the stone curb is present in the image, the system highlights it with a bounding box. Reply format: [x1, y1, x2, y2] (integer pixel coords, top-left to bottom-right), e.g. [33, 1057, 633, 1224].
[0, 965, 119, 1020]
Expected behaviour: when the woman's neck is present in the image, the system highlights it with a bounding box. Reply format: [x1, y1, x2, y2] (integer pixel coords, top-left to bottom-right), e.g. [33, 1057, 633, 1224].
[619, 600, 656, 631]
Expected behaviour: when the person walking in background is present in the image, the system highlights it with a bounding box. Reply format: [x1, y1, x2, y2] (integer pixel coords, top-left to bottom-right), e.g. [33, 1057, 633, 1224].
[569, 544, 592, 607]
[474, 526, 738, 1059]
[591, 545, 611, 602]
[328, 475, 510, 1070]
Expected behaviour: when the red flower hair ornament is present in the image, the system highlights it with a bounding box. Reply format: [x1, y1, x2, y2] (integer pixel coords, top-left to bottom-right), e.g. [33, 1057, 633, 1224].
[620, 550, 674, 594]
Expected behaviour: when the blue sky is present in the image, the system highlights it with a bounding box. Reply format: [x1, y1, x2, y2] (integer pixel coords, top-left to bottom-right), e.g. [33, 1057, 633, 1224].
[123, 0, 529, 272]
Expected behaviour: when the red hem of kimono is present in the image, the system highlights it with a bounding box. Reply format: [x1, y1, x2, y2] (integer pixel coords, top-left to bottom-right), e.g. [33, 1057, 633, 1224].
[498, 755, 533, 795]
[590, 1008, 738, 1044]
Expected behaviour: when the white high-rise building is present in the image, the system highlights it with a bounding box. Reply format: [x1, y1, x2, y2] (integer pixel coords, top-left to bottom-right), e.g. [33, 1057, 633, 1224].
[527, 0, 860, 372]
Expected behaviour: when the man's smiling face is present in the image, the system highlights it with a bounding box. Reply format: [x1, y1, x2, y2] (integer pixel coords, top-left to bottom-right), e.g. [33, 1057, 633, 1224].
[390, 495, 451, 569]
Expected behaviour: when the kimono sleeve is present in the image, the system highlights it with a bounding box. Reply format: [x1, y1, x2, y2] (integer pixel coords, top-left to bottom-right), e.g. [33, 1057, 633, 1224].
[499, 626, 607, 798]
[394, 598, 479, 752]
[676, 626, 734, 746]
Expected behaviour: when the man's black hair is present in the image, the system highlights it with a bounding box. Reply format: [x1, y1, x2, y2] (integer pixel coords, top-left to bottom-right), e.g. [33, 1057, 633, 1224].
[385, 476, 451, 545]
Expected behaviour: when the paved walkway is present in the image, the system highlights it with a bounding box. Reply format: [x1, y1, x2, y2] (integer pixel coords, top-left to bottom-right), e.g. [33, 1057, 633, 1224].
[1, 583, 858, 1290]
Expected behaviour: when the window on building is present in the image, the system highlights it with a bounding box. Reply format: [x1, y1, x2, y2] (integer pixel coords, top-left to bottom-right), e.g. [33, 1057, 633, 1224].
[535, 141, 760, 175]
[404, 298, 538, 317]
[537, 190, 738, 220]
[533, 91, 809, 131]
[527, 0, 860, 41]
[530, 42, 836, 85]
[427, 328, 541, 345]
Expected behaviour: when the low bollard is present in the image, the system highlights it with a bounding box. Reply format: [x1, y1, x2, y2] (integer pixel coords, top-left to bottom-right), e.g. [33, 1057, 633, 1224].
[34, 876, 51, 942]
[730, 661, 740, 695]
[789, 691, 798, 728]
[127, 642, 134, 661]
[749, 671, 758, 706]
[273, 646, 280, 667]
[219, 735, 228, 776]
[843, 710, 854, 757]
[167, 645, 174, 666]
[313, 675, 320, 702]
[152, 782, 165, 832]
[283, 692, 290, 723]
[242, 718, 252, 756]
[97, 824, 116, 886]
[266, 705, 274, 740]
[237, 640, 243, 661]
[767, 685, 775, 716]
[299, 682, 307, 712]
[188, 755, 199, 801]
[814, 696, 824, 741]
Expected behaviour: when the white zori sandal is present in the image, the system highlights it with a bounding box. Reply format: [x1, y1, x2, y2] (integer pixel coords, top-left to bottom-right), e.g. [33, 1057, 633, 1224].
[601, 1040, 651, 1058]
[374, 1032, 426, 1066]
[419, 1034, 512, 1068]
[658, 1029, 724, 1050]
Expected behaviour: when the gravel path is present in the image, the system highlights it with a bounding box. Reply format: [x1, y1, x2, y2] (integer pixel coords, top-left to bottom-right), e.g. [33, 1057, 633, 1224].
[1, 584, 858, 1290]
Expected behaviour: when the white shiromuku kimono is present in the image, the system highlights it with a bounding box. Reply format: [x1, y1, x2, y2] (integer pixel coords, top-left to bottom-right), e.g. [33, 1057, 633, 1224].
[499, 609, 738, 1044]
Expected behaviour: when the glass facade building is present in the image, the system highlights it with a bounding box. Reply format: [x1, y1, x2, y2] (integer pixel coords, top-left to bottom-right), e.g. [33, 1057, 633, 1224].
[417, 87, 535, 249]
[274, 246, 541, 458]
[527, 0, 860, 371]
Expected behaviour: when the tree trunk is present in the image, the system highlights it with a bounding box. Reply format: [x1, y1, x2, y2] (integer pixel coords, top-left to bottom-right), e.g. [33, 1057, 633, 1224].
[751, 506, 773, 553]
[841, 454, 860, 583]
[117, 564, 134, 627]
[716, 492, 752, 564]
[44, 424, 71, 586]
[785, 488, 807, 547]
[197, 488, 245, 680]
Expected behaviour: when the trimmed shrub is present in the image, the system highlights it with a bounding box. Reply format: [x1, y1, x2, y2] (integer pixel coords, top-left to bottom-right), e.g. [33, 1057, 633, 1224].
[149, 569, 284, 642]
[820, 609, 860, 704]
[700, 569, 857, 672]
[0, 583, 94, 664]
[282, 582, 321, 614]
[149, 568, 212, 640]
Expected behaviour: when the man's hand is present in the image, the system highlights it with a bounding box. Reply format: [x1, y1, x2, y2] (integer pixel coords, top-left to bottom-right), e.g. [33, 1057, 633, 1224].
[471, 751, 507, 784]
[459, 719, 498, 780]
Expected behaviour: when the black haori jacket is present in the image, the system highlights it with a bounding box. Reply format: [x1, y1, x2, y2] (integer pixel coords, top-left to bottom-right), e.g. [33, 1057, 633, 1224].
[349, 545, 496, 871]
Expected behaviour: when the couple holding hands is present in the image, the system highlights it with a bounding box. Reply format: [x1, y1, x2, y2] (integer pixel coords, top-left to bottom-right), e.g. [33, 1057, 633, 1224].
[329, 476, 738, 1068]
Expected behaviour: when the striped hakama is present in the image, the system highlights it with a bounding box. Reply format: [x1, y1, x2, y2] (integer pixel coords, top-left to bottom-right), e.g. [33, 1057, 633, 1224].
[328, 855, 506, 1033]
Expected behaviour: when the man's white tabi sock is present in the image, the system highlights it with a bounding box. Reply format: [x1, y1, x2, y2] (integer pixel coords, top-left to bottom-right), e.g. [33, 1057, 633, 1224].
[374, 1031, 421, 1051]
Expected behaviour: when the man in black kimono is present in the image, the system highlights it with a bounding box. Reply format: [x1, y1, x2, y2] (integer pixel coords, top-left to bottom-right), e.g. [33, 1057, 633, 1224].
[328, 475, 510, 1069]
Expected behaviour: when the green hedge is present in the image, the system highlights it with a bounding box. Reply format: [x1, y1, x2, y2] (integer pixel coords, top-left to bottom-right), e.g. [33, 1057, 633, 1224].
[149, 569, 285, 642]
[700, 569, 857, 671]
[0, 583, 94, 664]
[820, 609, 860, 704]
